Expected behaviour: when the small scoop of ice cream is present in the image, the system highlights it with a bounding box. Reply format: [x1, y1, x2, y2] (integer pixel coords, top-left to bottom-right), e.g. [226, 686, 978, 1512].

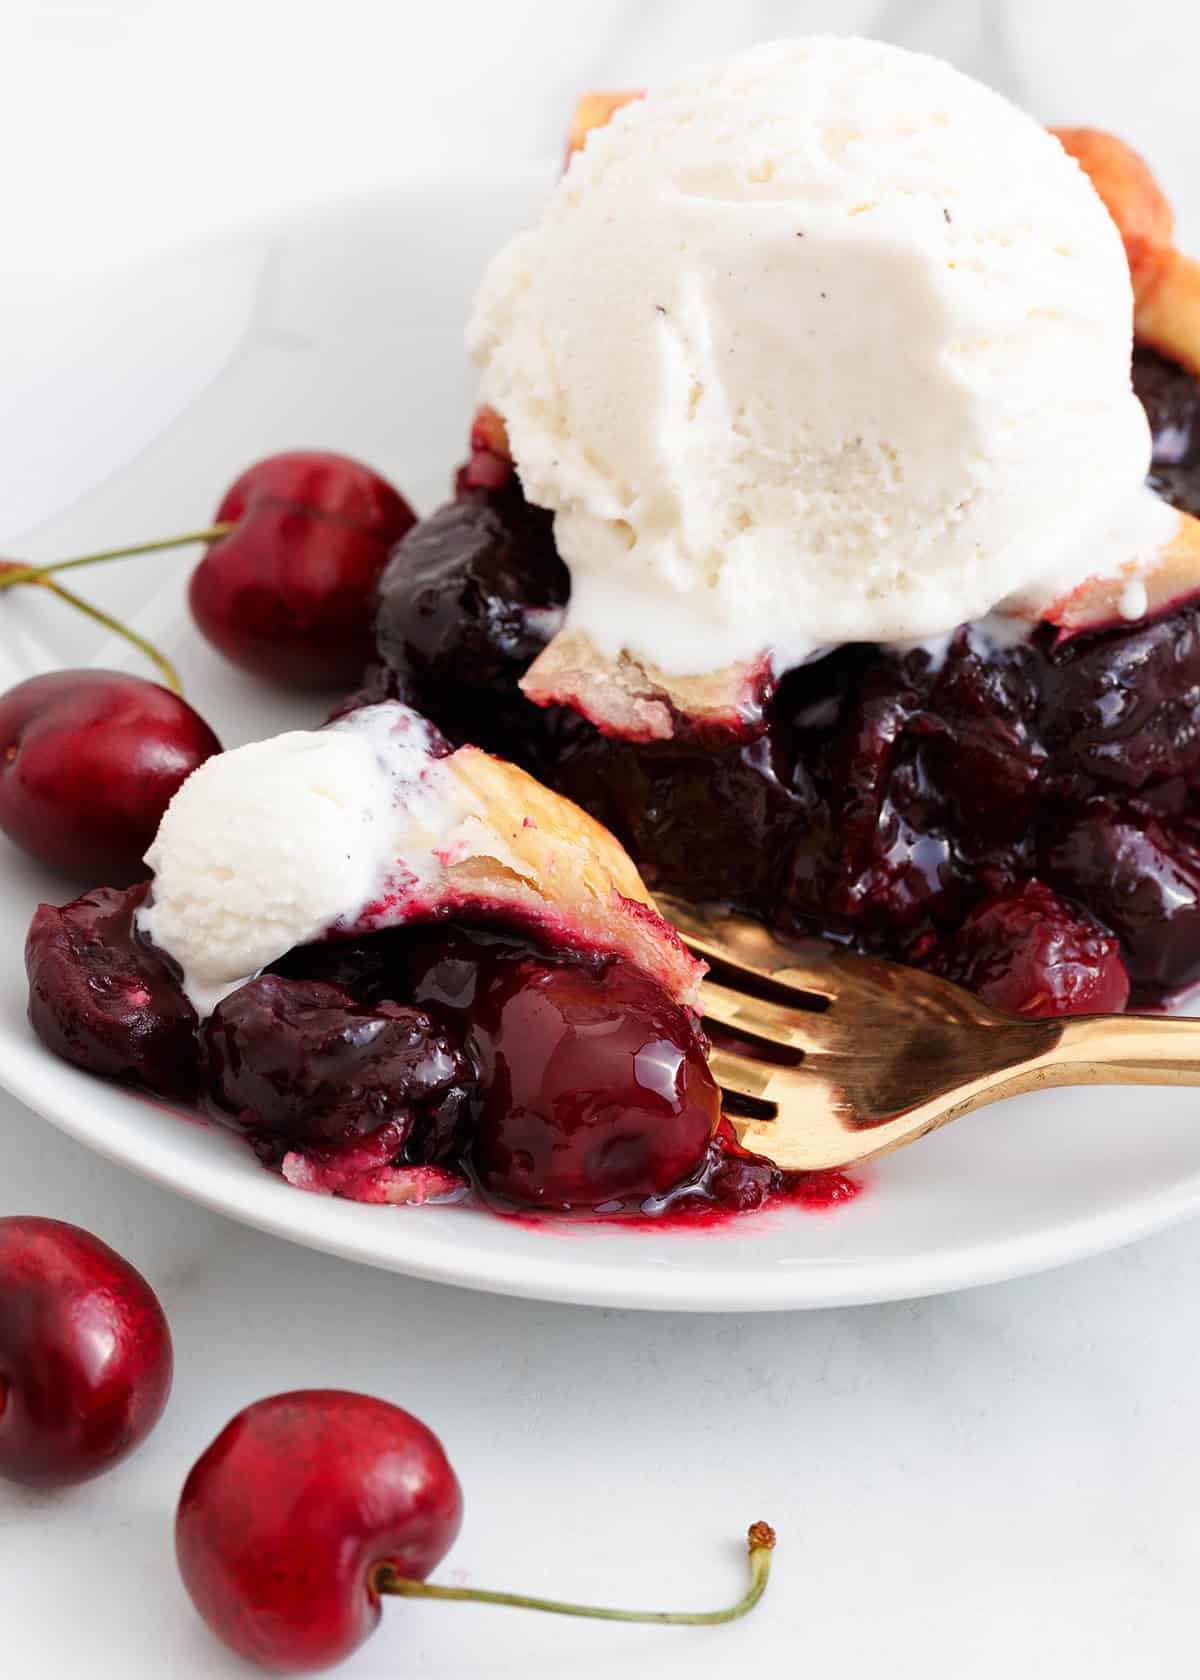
[139, 703, 701, 1014]
[469, 36, 1167, 734]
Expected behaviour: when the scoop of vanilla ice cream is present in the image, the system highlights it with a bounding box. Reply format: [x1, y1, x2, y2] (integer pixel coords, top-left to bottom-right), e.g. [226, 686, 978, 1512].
[136, 701, 701, 1017]
[139, 706, 456, 1015]
[468, 36, 1160, 675]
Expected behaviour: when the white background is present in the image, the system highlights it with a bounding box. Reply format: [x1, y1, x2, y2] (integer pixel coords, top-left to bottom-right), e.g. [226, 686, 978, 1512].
[3, 2, 1200, 1675]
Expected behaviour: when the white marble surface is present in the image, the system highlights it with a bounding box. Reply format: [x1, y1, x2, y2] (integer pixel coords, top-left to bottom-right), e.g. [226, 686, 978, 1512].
[4, 1, 1200, 1674]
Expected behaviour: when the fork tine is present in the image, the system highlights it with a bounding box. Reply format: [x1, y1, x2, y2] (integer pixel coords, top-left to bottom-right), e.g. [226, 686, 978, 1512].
[656, 892, 1123, 1174]
[700, 978, 829, 1056]
[706, 1046, 781, 1106]
[656, 893, 840, 1002]
[708, 1048, 868, 1171]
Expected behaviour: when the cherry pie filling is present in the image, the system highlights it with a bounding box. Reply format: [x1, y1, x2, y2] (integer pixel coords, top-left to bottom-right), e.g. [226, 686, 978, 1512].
[371, 345, 1200, 1019]
[29, 882, 850, 1219]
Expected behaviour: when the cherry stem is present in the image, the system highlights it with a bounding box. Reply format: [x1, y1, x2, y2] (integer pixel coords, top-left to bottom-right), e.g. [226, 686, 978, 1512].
[1, 561, 184, 694]
[374, 1521, 775, 1627]
[38, 576, 184, 694]
[0, 525, 233, 592]
[0, 526, 228, 694]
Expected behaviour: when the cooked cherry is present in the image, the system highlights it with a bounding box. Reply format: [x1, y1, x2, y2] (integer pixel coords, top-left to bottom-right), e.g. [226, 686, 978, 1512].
[374, 483, 570, 766]
[700, 1149, 779, 1214]
[262, 932, 479, 1165]
[1134, 345, 1200, 517]
[469, 958, 720, 1210]
[823, 678, 970, 934]
[917, 632, 1044, 837]
[205, 974, 472, 1144]
[642, 1123, 862, 1226]
[934, 878, 1129, 1017]
[1039, 610, 1200, 797]
[26, 884, 200, 1094]
[0, 1217, 172, 1488]
[268, 925, 722, 1194]
[553, 728, 817, 904]
[1042, 802, 1200, 1004]
[190, 451, 416, 689]
[662, 1138, 780, 1217]
[0, 670, 220, 885]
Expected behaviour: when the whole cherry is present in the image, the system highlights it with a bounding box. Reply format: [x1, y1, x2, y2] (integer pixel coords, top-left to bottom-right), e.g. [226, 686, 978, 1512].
[0, 670, 220, 885]
[176, 1390, 462, 1672]
[190, 452, 417, 688]
[177, 1389, 773, 1673]
[0, 451, 415, 693]
[0, 1217, 172, 1488]
[469, 958, 721, 1210]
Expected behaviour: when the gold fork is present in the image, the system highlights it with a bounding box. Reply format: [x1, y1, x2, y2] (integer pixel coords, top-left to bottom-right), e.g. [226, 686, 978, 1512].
[658, 895, 1200, 1173]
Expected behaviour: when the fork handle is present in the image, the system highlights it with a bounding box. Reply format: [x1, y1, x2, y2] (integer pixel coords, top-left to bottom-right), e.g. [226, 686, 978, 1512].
[1047, 1013, 1200, 1085]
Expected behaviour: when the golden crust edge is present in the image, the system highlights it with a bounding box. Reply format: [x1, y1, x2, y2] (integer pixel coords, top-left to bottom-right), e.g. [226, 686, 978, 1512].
[436, 744, 705, 1008]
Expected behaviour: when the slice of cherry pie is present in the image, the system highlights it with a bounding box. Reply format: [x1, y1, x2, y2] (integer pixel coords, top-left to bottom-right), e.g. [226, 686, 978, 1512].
[26, 702, 753, 1214]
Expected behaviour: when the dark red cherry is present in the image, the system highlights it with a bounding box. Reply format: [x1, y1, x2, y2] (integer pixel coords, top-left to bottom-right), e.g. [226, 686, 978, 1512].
[205, 974, 471, 1144]
[1134, 345, 1200, 517]
[177, 1387, 775, 1671]
[190, 452, 416, 689]
[374, 485, 568, 765]
[0, 1217, 172, 1488]
[469, 958, 720, 1209]
[935, 879, 1129, 1017]
[25, 883, 200, 1095]
[176, 1390, 462, 1673]
[0, 670, 219, 885]
[1042, 800, 1200, 1004]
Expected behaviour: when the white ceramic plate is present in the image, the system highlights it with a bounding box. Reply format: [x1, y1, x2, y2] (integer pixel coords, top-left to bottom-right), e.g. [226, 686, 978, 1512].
[4, 172, 1200, 1311]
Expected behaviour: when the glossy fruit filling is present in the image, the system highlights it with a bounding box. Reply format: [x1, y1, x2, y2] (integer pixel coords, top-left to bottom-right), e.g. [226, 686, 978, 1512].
[26, 888, 836, 1221]
[373, 346, 1200, 1013]
[1136, 346, 1200, 519]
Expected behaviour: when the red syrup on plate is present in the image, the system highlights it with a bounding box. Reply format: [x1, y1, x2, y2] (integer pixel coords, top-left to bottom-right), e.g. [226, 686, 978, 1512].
[484, 1123, 864, 1235]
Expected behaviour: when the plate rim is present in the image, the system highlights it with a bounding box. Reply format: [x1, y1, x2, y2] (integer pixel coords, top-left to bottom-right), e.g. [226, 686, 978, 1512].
[5, 1037, 1200, 1311]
